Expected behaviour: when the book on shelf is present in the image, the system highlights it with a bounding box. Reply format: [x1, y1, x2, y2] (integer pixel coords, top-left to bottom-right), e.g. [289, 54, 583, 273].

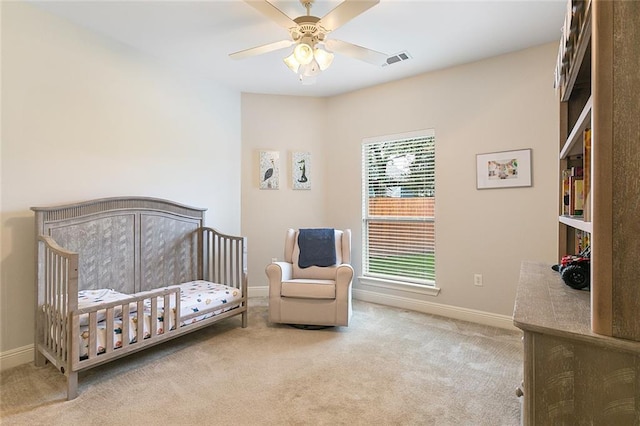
[562, 165, 584, 217]
[562, 169, 572, 215]
[571, 166, 583, 178]
[574, 229, 590, 254]
[583, 128, 591, 221]
[570, 176, 584, 216]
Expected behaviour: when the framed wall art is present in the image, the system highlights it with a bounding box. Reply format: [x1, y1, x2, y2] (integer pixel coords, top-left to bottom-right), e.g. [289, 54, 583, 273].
[292, 151, 311, 190]
[476, 148, 532, 189]
[259, 151, 280, 190]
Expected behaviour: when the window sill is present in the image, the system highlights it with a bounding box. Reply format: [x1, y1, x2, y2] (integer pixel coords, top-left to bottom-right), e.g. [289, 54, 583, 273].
[357, 276, 441, 297]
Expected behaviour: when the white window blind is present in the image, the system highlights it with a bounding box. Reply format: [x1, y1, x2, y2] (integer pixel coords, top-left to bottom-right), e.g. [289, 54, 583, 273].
[362, 130, 435, 285]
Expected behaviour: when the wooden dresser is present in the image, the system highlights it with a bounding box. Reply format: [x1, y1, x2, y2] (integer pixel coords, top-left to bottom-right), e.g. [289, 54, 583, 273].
[513, 261, 640, 425]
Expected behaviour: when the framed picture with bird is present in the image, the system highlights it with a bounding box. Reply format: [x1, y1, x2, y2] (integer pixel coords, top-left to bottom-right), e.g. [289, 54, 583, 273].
[292, 151, 311, 190]
[260, 150, 280, 190]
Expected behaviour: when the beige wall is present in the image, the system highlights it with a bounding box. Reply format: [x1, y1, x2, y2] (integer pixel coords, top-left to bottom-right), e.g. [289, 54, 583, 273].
[0, 3, 241, 358]
[241, 94, 329, 280]
[326, 42, 559, 316]
[242, 43, 559, 317]
[1, 1, 559, 366]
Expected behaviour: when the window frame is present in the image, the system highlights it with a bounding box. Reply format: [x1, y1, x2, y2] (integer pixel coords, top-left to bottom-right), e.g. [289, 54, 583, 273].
[360, 129, 439, 296]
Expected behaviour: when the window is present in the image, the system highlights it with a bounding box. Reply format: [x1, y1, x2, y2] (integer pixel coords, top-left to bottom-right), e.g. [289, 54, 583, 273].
[362, 130, 435, 287]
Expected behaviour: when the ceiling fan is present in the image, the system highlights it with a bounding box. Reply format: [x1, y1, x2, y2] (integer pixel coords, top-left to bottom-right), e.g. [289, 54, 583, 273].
[230, 0, 388, 84]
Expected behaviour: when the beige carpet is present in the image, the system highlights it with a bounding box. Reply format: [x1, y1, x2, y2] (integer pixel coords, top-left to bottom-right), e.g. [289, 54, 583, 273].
[1, 298, 523, 425]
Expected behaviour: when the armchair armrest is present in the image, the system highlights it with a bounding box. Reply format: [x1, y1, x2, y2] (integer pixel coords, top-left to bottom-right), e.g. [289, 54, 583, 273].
[266, 261, 293, 280]
[266, 262, 293, 298]
[335, 264, 354, 302]
[336, 264, 354, 288]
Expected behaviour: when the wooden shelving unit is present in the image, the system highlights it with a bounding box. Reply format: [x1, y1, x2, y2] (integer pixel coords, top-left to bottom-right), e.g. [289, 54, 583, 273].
[514, 1, 640, 424]
[559, 95, 591, 160]
[556, 0, 640, 340]
[557, 0, 592, 259]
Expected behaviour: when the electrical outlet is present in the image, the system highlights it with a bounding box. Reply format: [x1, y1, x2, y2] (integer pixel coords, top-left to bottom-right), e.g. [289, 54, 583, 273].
[271, 258, 278, 263]
[474, 274, 483, 287]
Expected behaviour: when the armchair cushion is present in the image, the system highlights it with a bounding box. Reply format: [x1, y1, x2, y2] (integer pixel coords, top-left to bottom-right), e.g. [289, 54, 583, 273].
[281, 279, 336, 299]
[297, 228, 336, 268]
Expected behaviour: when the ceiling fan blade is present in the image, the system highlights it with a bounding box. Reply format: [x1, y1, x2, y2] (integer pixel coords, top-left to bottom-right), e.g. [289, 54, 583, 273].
[244, 0, 297, 30]
[229, 40, 295, 60]
[324, 39, 388, 66]
[318, 0, 379, 32]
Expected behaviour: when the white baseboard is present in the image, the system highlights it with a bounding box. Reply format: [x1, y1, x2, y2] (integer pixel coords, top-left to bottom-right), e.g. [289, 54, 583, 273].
[0, 344, 34, 371]
[353, 288, 518, 331]
[248, 286, 269, 298]
[249, 285, 517, 331]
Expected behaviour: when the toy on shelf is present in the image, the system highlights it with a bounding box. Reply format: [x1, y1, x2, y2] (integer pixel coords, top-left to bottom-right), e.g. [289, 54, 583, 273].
[552, 246, 591, 290]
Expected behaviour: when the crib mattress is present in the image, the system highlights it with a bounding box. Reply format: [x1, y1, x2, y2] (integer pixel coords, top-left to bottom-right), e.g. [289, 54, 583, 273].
[78, 280, 242, 358]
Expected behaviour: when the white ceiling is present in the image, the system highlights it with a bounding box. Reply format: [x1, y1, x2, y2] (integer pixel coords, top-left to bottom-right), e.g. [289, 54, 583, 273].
[31, 0, 566, 97]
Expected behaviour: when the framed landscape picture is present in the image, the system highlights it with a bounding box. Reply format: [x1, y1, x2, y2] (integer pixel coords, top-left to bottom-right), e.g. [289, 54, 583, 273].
[476, 148, 532, 189]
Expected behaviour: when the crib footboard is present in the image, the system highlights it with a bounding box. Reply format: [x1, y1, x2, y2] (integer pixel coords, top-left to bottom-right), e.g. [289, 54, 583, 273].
[34, 235, 79, 398]
[200, 227, 248, 327]
[35, 236, 78, 372]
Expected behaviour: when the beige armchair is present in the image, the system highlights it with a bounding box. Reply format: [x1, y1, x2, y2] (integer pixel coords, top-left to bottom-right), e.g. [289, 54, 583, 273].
[266, 228, 353, 327]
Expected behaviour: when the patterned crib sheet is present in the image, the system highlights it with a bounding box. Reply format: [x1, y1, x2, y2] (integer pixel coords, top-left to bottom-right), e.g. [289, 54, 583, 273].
[77, 289, 138, 326]
[157, 280, 242, 326]
[78, 280, 242, 359]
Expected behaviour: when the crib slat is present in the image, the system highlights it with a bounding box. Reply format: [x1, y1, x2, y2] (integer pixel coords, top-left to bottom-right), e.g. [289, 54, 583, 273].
[88, 312, 97, 359]
[105, 308, 115, 353]
[164, 294, 172, 331]
[54, 254, 62, 358]
[136, 300, 144, 342]
[56, 254, 62, 356]
[70, 314, 80, 370]
[150, 297, 158, 338]
[44, 248, 51, 349]
[48, 249, 55, 353]
[224, 237, 229, 284]
[235, 238, 241, 287]
[218, 233, 224, 284]
[121, 302, 130, 349]
[61, 256, 69, 362]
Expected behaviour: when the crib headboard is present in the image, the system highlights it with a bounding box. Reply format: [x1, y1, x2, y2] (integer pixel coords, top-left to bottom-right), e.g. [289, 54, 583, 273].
[32, 197, 207, 293]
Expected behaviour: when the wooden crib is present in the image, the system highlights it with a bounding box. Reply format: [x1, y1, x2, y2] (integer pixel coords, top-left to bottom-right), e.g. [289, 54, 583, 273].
[32, 197, 248, 400]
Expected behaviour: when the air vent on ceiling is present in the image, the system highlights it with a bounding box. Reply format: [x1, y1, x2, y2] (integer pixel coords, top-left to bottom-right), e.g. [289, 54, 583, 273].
[384, 51, 412, 66]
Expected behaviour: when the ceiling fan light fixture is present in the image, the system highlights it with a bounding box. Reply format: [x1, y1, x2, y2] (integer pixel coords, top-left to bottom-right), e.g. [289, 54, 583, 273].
[300, 59, 320, 77]
[293, 42, 314, 65]
[283, 53, 300, 73]
[232, 0, 387, 86]
[313, 47, 334, 71]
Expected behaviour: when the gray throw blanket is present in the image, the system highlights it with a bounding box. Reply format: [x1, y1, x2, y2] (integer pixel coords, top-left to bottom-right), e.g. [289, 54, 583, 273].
[298, 228, 336, 268]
